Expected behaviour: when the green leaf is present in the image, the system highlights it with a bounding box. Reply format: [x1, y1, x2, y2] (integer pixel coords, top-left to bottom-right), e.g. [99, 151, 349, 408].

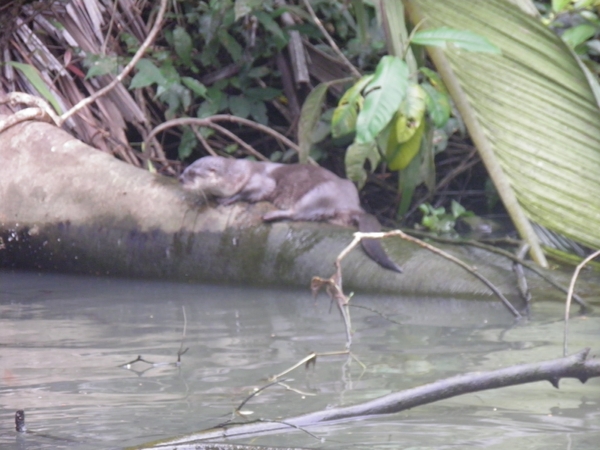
[356, 56, 409, 144]
[552, 0, 571, 13]
[178, 127, 197, 160]
[7, 62, 62, 113]
[130, 59, 167, 89]
[397, 147, 423, 217]
[159, 83, 191, 118]
[182, 77, 208, 98]
[420, 121, 436, 192]
[255, 10, 288, 49]
[412, 27, 502, 54]
[197, 88, 226, 118]
[411, 0, 600, 258]
[421, 82, 451, 128]
[83, 54, 119, 78]
[235, 0, 262, 20]
[450, 200, 467, 219]
[173, 26, 193, 67]
[218, 29, 243, 61]
[561, 24, 597, 49]
[158, 62, 181, 86]
[345, 141, 380, 189]
[419, 67, 448, 94]
[247, 66, 271, 78]
[298, 82, 330, 163]
[228, 95, 251, 118]
[397, 84, 427, 142]
[387, 117, 425, 171]
[331, 74, 373, 138]
[250, 101, 268, 124]
[245, 87, 281, 101]
[197, 101, 219, 118]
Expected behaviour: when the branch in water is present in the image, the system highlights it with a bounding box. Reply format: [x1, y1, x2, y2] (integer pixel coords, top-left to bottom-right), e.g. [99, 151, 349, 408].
[141, 349, 599, 448]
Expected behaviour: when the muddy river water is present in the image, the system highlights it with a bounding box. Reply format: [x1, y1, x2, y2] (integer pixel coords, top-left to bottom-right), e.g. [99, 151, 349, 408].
[1, 270, 599, 449]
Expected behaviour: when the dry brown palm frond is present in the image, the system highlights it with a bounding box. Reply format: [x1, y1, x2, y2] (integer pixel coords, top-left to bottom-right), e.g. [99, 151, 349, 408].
[1, 0, 163, 168]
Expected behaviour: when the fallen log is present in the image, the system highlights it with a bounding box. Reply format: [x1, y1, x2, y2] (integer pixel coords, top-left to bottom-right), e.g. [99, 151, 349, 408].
[137, 349, 600, 448]
[0, 119, 595, 299]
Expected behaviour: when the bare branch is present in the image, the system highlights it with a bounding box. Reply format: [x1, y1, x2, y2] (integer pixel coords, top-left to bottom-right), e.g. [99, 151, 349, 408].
[143, 349, 600, 447]
[301, 0, 361, 78]
[564, 249, 600, 355]
[59, 0, 169, 124]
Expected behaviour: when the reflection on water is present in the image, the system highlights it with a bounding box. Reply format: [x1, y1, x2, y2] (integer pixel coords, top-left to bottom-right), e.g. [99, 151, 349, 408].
[0, 270, 599, 449]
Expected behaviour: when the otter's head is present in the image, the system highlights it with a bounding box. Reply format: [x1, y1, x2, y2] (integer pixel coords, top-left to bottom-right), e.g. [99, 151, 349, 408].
[179, 156, 243, 198]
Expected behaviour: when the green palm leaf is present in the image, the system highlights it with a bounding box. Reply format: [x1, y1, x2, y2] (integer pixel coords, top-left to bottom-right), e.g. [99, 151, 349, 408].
[407, 0, 600, 265]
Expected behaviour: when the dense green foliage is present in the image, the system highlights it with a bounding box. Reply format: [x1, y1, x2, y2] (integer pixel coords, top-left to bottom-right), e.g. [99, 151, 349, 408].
[76, 0, 600, 246]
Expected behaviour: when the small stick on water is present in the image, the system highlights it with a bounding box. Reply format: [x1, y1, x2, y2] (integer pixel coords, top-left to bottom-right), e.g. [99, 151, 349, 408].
[121, 306, 189, 369]
[513, 243, 532, 306]
[269, 350, 350, 382]
[275, 381, 316, 397]
[563, 249, 600, 356]
[269, 353, 318, 381]
[349, 303, 404, 326]
[177, 305, 189, 363]
[311, 274, 353, 348]
[15, 410, 26, 432]
[255, 418, 323, 442]
[234, 379, 290, 416]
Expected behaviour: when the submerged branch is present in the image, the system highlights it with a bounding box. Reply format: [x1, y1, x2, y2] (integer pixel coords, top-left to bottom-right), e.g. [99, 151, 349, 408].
[137, 349, 599, 448]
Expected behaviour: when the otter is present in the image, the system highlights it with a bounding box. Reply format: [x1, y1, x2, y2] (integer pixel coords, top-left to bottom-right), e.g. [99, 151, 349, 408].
[179, 156, 402, 273]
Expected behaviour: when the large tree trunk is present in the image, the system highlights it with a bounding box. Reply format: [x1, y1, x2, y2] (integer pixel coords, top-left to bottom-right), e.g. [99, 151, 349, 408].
[0, 120, 578, 297]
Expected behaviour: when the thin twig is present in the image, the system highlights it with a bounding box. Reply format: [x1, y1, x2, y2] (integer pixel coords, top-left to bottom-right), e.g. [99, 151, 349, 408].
[275, 381, 316, 397]
[564, 249, 600, 356]
[177, 305, 189, 363]
[191, 126, 218, 156]
[144, 116, 302, 161]
[311, 274, 353, 347]
[513, 243, 531, 306]
[257, 418, 322, 441]
[121, 305, 189, 369]
[269, 350, 349, 382]
[235, 379, 289, 415]
[404, 229, 588, 308]
[349, 304, 404, 326]
[206, 122, 268, 161]
[333, 230, 522, 318]
[301, 0, 362, 78]
[59, 0, 168, 124]
[269, 353, 317, 381]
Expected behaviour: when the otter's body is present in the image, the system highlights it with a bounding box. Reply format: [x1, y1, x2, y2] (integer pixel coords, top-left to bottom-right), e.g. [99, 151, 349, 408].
[180, 156, 402, 272]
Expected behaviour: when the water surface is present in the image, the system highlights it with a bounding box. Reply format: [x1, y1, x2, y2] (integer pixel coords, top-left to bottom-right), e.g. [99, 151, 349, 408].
[1, 270, 598, 449]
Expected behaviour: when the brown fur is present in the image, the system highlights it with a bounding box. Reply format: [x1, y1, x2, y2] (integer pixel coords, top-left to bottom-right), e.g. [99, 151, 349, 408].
[180, 156, 402, 272]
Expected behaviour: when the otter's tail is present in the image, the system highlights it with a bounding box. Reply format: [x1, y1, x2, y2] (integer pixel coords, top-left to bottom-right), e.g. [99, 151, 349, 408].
[355, 214, 403, 273]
